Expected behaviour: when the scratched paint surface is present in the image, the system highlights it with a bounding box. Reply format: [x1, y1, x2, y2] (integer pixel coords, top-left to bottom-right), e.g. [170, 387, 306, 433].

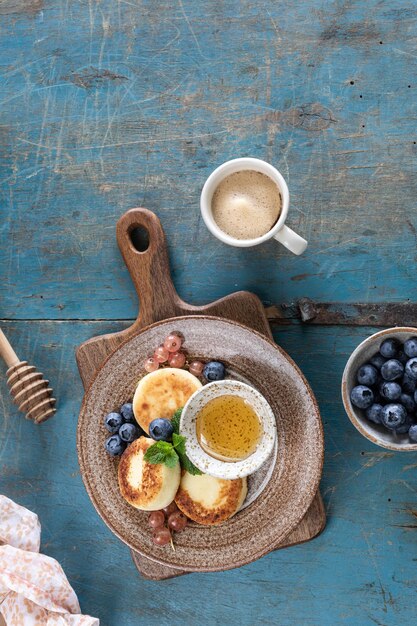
[1, 1, 417, 625]
[1, 1, 417, 318]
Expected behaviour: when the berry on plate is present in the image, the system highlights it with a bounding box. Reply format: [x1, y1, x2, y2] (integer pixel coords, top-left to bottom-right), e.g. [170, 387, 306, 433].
[189, 361, 204, 376]
[350, 385, 374, 409]
[164, 334, 183, 353]
[168, 352, 186, 368]
[203, 361, 226, 382]
[149, 418, 174, 441]
[104, 412, 123, 433]
[105, 434, 126, 456]
[120, 403, 135, 423]
[154, 345, 170, 363]
[119, 422, 139, 443]
[144, 357, 159, 373]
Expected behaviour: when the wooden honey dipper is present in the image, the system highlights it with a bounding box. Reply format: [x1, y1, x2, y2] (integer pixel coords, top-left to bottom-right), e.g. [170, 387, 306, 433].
[0, 327, 56, 423]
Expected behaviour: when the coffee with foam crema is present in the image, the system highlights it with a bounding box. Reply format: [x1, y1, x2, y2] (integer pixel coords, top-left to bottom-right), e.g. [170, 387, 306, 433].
[211, 170, 282, 240]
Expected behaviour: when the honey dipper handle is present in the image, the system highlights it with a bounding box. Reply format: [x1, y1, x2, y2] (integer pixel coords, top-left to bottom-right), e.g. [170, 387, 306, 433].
[0, 328, 20, 368]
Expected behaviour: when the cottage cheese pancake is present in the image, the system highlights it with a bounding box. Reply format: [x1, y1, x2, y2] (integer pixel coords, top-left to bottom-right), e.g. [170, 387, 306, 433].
[175, 471, 247, 525]
[118, 436, 180, 511]
[133, 368, 202, 434]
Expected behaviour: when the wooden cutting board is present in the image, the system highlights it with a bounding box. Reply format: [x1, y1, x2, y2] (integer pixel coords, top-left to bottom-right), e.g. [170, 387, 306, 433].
[76, 208, 326, 580]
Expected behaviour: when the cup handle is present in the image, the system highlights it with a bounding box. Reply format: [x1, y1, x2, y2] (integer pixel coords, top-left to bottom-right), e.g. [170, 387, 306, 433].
[273, 224, 308, 255]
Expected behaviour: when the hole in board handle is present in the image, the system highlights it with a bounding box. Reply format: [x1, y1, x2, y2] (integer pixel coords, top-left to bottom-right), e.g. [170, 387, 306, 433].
[130, 226, 150, 252]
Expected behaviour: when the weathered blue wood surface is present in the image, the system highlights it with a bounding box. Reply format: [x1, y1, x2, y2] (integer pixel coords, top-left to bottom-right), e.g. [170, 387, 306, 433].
[1, 1, 417, 625]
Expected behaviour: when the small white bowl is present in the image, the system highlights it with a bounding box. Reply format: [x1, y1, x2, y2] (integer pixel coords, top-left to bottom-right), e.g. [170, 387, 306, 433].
[180, 380, 277, 479]
[342, 327, 417, 451]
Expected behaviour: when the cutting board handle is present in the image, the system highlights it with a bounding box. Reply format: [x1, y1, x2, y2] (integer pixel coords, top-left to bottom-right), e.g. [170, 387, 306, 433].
[116, 208, 185, 326]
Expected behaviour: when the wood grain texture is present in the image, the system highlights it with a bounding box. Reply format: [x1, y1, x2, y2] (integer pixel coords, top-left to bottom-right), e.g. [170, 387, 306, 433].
[76, 209, 274, 388]
[76, 208, 325, 579]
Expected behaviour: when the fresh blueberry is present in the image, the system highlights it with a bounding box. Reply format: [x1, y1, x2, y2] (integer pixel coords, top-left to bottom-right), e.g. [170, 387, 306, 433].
[379, 338, 401, 359]
[405, 358, 417, 380]
[400, 393, 416, 414]
[381, 359, 404, 381]
[395, 413, 414, 434]
[119, 422, 139, 443]
[105, 434, 126, 456]
[120, 403, 135, 423]
[149, 418, 174, 441]
[365, 403, 383, 425]
[104, 412, 123, 433]
[203, 361, 226, 382]
[409, 424, 417, 442]
[401, 374, 416, 394]
[381, 404, 407, 430]
[357, 364, 378, 386]
[350, 385, 374, 409]
[380, 381, 402, 401]
[369, 353, 387, 370]
[404, 337, 417, 358]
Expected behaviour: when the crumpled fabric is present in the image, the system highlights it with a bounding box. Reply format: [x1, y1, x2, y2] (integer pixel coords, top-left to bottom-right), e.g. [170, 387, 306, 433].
[0, 496, 99, 626]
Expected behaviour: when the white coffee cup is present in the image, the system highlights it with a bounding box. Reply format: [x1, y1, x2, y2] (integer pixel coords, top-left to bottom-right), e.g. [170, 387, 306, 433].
[200, 157, 307, 255]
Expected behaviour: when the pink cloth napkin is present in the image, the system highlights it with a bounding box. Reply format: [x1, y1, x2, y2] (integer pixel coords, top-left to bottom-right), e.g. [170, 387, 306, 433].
[0, 496, 99, 625]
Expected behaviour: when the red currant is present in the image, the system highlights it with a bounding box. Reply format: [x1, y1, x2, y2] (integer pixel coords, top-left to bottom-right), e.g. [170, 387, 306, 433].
[152, 527, 171, 546]
[168, 511, 188, 532]
[168, 352, 186, 368]
[164, 334, 183, 353]
[154, 345, 169, 363]
[189, 361, 204, 376]
[144, 357, 159, 373]
[148, 510, 165, 529]
[162, 502, 178, 515]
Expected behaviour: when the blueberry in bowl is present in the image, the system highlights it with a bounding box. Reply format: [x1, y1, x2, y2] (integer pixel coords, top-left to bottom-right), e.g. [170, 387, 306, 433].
[342, 328, 417, 451]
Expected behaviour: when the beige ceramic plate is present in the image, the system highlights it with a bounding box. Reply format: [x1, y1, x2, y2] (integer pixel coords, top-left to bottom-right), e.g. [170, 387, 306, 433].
[77, 316, 324, 572]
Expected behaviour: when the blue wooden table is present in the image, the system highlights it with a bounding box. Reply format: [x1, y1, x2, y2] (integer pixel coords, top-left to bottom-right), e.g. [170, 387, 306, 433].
[1, 1, 417, 624]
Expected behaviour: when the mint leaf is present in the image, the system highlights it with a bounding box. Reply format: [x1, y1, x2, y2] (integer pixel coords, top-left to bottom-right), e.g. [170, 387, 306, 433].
[171, 408, 183, 435]
[145, 416, 202, 475]
[144, 441, 179, 468]
[164, 449, 180, 468]
[172, 433, 203, 475]
[172, 432, 186, 454]
[179, 453, 203, 475]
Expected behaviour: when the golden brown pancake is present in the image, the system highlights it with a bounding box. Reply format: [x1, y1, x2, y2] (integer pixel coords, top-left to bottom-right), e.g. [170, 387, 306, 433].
[118, 437, 180, 511]
[132, 368, 202, 433]
[175, 471, 247, 525]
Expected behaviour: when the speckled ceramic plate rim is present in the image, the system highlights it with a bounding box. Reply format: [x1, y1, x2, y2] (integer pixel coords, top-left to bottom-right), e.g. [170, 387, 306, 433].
[342, 326, 417, 452]
[77, 315, 324, 572]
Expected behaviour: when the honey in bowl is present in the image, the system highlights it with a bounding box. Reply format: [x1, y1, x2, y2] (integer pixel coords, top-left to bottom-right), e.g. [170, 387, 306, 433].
[196, 394, 263, 462]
